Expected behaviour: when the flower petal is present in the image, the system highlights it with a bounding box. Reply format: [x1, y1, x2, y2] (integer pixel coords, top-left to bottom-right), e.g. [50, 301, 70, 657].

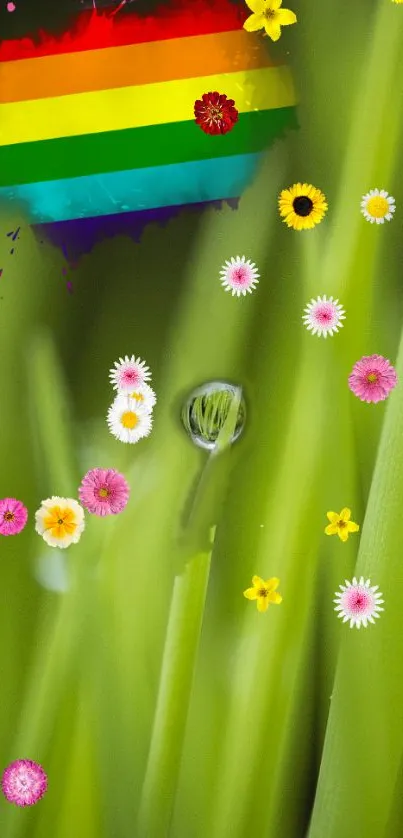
[243, 587, 258, 600]
[243, 12, 265, 31]
[338, 527, 349, 543]
[265, 20, 282, 40]
[245, 0, 265, 11]
[325, 524, 338, 535]
[252, 575, 265, 588]
[268, 592, 283, 605]
[347, 521, 360, 533]
[326, 511, 339, 523]
[277, 7, 297, 25]
[265, 576, 280, 591]
[257, 596, 270, 612]
[340, 508, 351, 521]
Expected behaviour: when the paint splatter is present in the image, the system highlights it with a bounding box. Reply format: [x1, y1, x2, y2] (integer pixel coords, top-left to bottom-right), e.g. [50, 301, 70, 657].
[6, 227, 20, 254]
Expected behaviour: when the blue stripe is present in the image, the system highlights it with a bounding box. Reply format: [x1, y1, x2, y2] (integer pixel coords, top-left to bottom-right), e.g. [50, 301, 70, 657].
[0, 153, 262, 223]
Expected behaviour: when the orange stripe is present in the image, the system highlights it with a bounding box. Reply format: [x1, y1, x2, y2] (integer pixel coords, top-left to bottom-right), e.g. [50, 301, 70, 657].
[0, 31, 276, 104]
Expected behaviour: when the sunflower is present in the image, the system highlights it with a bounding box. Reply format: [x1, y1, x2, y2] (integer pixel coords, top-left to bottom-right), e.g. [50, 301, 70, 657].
[278, 183, 328, 230]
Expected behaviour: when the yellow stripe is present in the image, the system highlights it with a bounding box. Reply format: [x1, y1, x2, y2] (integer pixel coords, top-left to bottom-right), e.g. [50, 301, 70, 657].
[0, 66, 295, 147]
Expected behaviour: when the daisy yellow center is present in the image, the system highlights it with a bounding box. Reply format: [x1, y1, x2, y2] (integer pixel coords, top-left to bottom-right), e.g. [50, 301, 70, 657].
[366, 196, 389, 218]
[4, 511, 14, 521]
[367, 373, 378, 383]
[98, 487, 110, 498]
[131, 392, 144, 402]
[121, 410, 138, 429]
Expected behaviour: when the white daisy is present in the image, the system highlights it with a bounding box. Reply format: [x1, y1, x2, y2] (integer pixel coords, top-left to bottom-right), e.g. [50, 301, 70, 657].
[107, 394, 153, 444]
[109, 355, 151, 392]
[334, 576, 384, 629]
[35, 496, 85, 549]
[125, 382, 157, 412]
[219, 255, 259, 297]
[361, 189, 396, 224]
[302, 295, 345, 338]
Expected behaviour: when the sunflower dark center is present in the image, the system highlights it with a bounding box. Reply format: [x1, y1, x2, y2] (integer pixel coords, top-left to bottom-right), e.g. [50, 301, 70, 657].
[293, 196, 313, 216]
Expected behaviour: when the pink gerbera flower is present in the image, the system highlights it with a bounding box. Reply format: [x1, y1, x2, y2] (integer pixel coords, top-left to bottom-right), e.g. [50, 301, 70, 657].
[348, 354, 397, 403]
[2, 759, 47, 807]
[109, 355, 151, 393]
[219, 256, 260, 297]
[78, 468, 130, 516]
[334, 576, 384, 629]
[0, 498, 28, 536]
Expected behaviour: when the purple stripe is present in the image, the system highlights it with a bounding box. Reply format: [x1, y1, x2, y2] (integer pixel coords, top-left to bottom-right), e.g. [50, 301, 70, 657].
[33, 197, 239, 262]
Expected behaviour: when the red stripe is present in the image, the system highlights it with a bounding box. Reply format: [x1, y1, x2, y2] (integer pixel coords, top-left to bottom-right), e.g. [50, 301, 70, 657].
[0, 0, 247, 62]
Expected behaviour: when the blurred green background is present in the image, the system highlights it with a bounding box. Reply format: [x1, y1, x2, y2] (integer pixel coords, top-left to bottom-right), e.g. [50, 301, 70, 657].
[1, 0, 403, 836]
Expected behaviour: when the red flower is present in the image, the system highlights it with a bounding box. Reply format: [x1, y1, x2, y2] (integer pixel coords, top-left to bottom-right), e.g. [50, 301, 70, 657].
[194, 91, 239, 136]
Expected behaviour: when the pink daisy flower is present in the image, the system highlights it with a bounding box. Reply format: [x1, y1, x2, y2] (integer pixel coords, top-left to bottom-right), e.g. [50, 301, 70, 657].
[302, 295, 345, 338]
[0, 498, 28, 536]
[78, 468, 130, 516]
[2, 759, 47, 807]
[219, 256, 260, 297]
[348, 354, 397, 403]
[109, 355, 151, 393]
[334, 576, 384, 629]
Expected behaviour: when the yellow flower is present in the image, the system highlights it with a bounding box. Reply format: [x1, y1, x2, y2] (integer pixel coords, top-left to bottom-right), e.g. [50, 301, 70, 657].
[325, 508, 359, 543]
[279, 183, 328, 230]
[243, 0, 297, 42]
[243, 575, 283, 612]
[35, 496, 85, 549]
[391, 0, 403, 4]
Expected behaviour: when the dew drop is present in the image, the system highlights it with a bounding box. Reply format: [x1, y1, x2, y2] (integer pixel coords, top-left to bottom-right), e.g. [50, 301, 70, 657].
[181, 381, 246, 450]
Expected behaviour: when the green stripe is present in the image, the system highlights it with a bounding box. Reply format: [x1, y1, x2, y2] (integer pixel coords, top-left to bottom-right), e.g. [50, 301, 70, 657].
[0, 108, 297, 188]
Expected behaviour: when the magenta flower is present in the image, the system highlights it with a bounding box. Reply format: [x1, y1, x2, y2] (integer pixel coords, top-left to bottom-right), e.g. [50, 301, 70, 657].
[78, 468, 130, 516]
[0, 498, 28, 536]
[348, 354, 397, 403]
[1, 759, 47, 807]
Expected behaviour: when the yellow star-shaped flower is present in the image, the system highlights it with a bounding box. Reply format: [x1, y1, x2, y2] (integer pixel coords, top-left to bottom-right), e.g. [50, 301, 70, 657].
[325, 508, 360, 543]
[243, 575, 283, 612]
[243, 0, 297, 42]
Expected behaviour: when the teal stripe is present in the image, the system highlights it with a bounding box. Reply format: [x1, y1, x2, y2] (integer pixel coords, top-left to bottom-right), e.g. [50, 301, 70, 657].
[0, 154, 262, 223]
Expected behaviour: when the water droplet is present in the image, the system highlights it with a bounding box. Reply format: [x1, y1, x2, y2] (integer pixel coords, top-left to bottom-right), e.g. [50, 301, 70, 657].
[181, 381, 246, 450]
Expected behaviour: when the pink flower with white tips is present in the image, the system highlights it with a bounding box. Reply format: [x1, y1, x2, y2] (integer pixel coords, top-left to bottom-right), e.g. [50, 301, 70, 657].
[2, 759, 47, 807]
[334, 576, 384, 629]
[109, 355, 151, 393]
[219, 256, 259, 297]
[302, 295, 345, 338]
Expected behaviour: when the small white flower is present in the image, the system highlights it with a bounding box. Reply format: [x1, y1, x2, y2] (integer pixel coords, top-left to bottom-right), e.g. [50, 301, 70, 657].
[333, 576, 384, 629]
[109, 355, 151, 392]
[361, 189, 395, 224]
[219, 255, 259, 297]
[124, 382, 157, 412]
[302, 295, 345, 338]
[107, 394, 153, 444]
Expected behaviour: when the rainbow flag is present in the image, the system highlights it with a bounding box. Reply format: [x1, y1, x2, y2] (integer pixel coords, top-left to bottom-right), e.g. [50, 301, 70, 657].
[0, 0, 297, 224]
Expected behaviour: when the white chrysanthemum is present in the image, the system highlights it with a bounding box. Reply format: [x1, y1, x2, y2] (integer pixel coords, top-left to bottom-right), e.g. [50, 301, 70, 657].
[125, 382, 157, 412]
[302, 295, 346, 338]
[35, 496, 85, 549]
[109, 355, 151, 392]
[107, 394, 153, 443]
[219, 255, 259, 297]
[334, 576, 384, 629]
[361, 189, 396, 224]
